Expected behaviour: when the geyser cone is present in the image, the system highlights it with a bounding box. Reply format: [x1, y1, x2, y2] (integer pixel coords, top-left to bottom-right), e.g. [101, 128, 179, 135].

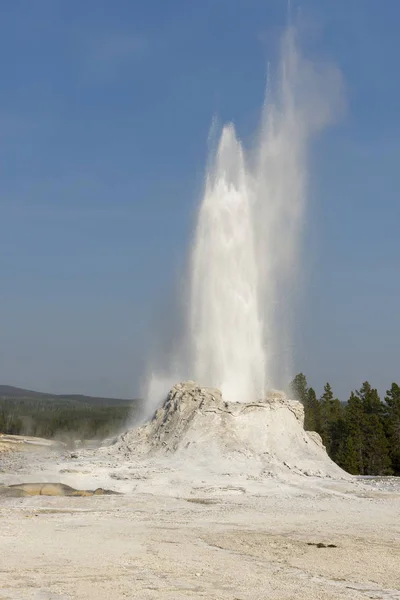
[116, 382, 348, 480]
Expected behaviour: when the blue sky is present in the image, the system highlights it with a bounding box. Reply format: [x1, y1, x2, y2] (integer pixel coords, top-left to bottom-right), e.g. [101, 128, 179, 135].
[1, 0, 399, 400]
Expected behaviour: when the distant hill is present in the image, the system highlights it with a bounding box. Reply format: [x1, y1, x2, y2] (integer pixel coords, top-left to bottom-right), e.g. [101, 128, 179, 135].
[0, 385, 50, 399]
[0, 385, 137, 405]
[0, 385, 142, 440]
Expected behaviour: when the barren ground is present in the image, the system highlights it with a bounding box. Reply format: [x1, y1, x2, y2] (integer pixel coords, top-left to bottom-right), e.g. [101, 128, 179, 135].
[0, 440, 399, 600]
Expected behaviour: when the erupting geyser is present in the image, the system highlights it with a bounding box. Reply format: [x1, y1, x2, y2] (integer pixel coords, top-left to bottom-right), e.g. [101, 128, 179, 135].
[190, 123, 265, 403]
[118, 27, 346, 480]
[147, 27, 343, 409]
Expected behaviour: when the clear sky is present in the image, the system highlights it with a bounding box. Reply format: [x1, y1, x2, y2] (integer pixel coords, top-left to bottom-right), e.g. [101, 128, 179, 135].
[1, 1, 399, 400]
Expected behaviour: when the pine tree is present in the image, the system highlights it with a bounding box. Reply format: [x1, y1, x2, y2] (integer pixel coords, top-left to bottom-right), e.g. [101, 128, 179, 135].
[384, 383, 400, 474]
[356, 382, 391, 475]
[287, 375, 398, 476]
[343, 392, 364, 474]
[290, 373, 308, 405]
[336, 435, 361, 475]
[305, 387, 320, 432]
[319, 383, 337, 454]
[289, 374, 320, 432]
[328, 398, 346, 463]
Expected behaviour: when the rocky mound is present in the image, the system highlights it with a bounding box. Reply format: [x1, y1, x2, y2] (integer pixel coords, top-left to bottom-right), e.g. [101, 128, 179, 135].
[114, 382, 348, 479]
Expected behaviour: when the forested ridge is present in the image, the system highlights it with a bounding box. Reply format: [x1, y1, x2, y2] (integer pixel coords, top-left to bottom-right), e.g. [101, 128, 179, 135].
[291, 374, 400, 476]
[0, 387, 141, 442]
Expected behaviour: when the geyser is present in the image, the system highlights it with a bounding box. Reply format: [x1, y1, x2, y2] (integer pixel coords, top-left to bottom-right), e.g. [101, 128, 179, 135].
[189, 27, 342, 402]
[117, 382, 348, 480]
[148, 27, 342, 408]
[124, 29, 344, 479]
[190, 123, 265, 404]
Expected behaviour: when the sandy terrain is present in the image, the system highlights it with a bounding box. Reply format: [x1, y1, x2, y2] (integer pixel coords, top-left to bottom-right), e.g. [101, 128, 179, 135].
[1, 441, 400, 600]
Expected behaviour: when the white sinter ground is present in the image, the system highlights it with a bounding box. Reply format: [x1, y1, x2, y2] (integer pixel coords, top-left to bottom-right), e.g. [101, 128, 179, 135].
[0, 425, 399, 600]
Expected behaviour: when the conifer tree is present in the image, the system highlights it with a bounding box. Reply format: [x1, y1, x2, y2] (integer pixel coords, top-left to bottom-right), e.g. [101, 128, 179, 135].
[343, 392, 364, 474]
[327, 397, 346, 463]
[290, 373, 308, 405]
[384, 383, 400, 474]
[305, 387, 320, 432]
[336, 435, 361, 475]
[356, 382, 391, 475]
[290, 374, 320, 432]
[288, 375, 399, 477]
[319, 383, 336, 453]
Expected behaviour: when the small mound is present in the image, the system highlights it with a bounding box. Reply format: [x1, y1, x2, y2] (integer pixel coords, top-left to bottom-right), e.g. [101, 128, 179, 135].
[114, 382, 348, 480]
[0, 483, 120, 497]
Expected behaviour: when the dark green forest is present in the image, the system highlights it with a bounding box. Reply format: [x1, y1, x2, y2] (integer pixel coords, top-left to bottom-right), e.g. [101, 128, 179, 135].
[0, 387, 141, 443]
[290, 374, 400, 476]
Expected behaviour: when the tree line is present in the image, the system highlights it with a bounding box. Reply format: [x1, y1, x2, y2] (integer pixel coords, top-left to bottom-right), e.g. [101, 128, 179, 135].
[291, 374, 400, 476]
[0, 396, 140, 443]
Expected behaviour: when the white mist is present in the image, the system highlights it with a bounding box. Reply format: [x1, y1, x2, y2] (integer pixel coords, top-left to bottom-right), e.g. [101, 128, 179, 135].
[146, 27, 343, 410]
